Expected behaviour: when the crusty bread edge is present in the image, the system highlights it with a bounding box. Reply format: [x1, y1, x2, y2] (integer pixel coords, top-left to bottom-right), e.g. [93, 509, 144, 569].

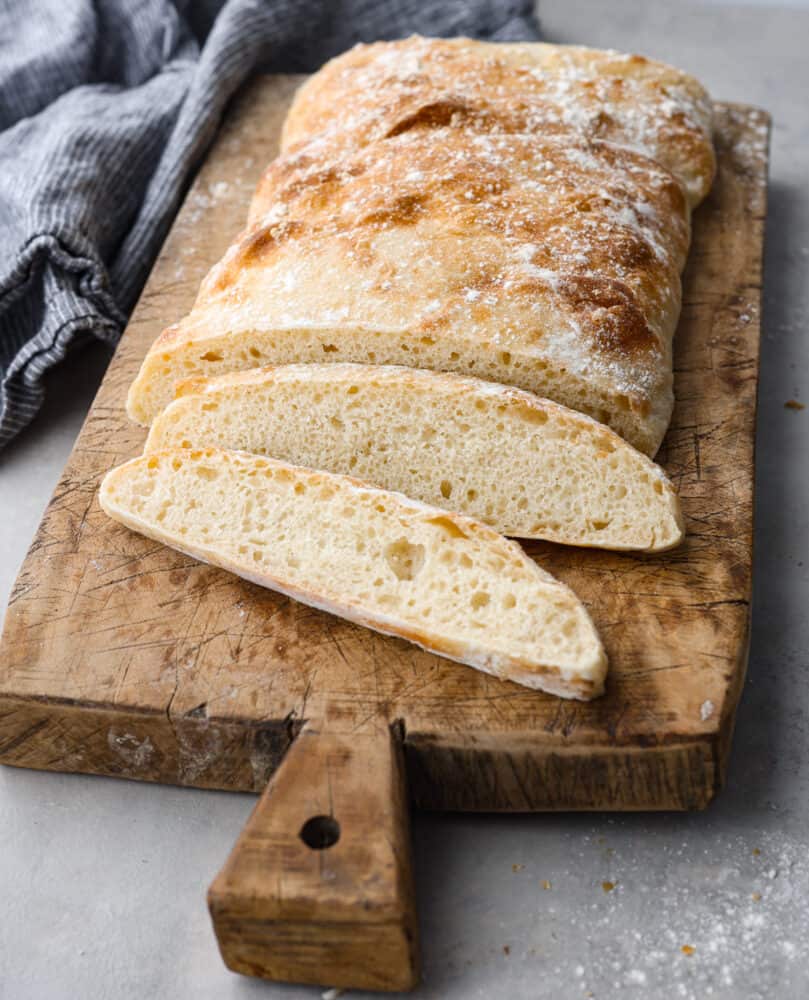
[280, 37, 714, 150]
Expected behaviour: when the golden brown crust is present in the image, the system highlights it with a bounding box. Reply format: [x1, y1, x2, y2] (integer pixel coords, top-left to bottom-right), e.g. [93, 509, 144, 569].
[237, 128, 686, 371]
[277, 36, 715, 208]
[128, 38, 711, 457]
[130, 125, 687, 451]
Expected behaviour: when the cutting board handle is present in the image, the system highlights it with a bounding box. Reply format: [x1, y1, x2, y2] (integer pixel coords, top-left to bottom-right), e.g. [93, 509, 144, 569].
[208, 721, 419, 992]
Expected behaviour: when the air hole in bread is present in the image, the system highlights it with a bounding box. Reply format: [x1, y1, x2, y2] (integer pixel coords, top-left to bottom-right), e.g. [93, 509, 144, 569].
[201, 402, 219, 412]
[427, 515, 468, 539]
[294, 483, 305, 495]
[503, 594, 517, 609]
[384, 538, 426, 582]
[347, 385, 359, 395]
[322, 344, 338, 353]
[519, 407, 549, 426]
[249, 347, 263, 359]
[591, 520, 611, 531]
[200, 351, 223, 362]
[440, 480, 452, 499]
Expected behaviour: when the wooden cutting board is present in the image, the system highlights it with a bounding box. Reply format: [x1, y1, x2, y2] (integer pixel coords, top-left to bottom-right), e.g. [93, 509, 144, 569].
[0, 76, 769, 991]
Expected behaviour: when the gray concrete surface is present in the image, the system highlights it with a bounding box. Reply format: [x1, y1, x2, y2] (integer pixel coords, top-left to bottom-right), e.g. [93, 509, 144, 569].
[1, 2, 808, 997]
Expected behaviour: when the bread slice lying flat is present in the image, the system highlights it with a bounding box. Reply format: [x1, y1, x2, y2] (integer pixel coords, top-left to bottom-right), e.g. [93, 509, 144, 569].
[99, 448, 607, 699]
[146, 364, 684, 552]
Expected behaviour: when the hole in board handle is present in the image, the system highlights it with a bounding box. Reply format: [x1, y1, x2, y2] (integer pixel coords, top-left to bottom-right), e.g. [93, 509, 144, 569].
[299, 815, 341, 850]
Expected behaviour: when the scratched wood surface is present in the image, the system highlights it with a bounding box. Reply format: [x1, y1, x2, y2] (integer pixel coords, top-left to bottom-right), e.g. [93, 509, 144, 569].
[0, 77, 769, 811]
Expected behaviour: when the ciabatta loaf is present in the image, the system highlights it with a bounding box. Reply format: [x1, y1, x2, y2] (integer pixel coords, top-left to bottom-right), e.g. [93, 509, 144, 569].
[146, 364, 684, 552]
[127, 127, 689, 454]
[99, 448, 607, 699]
[277, 36, 715, 209]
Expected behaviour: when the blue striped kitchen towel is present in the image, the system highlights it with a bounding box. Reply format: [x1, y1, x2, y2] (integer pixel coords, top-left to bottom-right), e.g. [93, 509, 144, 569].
[0, 0, 539, 448]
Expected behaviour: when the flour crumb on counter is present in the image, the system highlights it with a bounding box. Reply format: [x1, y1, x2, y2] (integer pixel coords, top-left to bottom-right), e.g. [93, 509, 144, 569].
[321, 989, 343, 1000]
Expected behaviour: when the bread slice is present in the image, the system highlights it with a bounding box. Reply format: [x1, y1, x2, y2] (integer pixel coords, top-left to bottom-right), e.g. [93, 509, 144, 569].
[278, 37, 715, 209]
[127, 127, 689, 455]
[146, 364, 684, 552]
[99, 448, 607, 699]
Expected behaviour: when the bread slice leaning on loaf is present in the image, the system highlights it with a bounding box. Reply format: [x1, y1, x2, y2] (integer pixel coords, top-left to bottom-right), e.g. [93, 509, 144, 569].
[147, 364, 684, 552]
[99, 448, 608, 700]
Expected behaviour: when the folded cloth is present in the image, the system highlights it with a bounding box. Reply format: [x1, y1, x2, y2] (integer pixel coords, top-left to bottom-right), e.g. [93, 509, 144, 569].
[0, 0, 539, 449]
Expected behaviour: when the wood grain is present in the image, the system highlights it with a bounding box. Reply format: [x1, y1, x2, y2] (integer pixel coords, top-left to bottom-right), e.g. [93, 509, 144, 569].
[0, 75, 769, 812]
[208, 721, 418, 991]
